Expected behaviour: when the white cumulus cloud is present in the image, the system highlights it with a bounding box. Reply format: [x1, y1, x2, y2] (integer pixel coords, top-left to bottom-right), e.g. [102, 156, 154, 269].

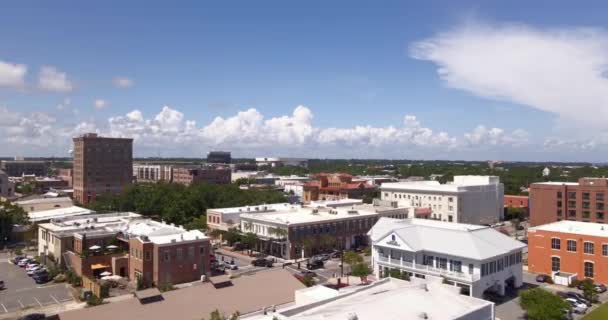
[112, 77, 134, 88]
[0, 60, 27, 89]
[411, 21, 608, 131]
[38, 66, 73, 92]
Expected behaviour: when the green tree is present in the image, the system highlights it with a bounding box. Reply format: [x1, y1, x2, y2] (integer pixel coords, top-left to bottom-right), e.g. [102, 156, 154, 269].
[224, 228, 242, 246]
[519, 288, 570, 320]
[0, 199, 28, 244]
[185, 215, 207, 231]
[351, 263, 372, 282]
[581, 278, 598, 303]
[343, 251, 363, 265]
[242, 232, 259, 254]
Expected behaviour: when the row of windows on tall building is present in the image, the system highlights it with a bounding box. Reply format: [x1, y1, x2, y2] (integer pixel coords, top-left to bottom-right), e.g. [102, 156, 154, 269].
[550, 238, 608, 255]
[557, 191, 605, 201]
[159, 246, 206, 263]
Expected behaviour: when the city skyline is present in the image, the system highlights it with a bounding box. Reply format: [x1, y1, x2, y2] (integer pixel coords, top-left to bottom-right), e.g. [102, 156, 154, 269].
[2, 1, 608, 161]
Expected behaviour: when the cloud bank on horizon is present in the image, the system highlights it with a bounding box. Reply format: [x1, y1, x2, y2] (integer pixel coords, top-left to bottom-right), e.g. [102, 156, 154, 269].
[2, 20, 608, 160]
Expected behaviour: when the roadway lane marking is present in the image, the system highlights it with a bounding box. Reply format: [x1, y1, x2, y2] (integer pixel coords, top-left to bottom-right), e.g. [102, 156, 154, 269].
[50, 294, 59, 304]
[0, 303, 7, 313]
[34, 297, 43, 307]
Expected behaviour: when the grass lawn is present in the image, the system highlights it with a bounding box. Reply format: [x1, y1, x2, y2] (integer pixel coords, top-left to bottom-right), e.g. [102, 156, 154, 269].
[583, 302, 608, 320]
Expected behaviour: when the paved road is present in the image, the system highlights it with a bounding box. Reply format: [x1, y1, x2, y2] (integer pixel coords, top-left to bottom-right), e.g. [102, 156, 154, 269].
[0, 261, 74, 315]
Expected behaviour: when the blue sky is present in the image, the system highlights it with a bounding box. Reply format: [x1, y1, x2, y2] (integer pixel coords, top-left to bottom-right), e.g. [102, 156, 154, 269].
[2, 1, 608, 161]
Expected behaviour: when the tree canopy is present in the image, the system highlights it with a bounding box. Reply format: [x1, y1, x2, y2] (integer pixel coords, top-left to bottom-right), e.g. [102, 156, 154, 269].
[0, 199, 28, 243]
[519, 288, 569, 320]
[87, 182, 287, 227]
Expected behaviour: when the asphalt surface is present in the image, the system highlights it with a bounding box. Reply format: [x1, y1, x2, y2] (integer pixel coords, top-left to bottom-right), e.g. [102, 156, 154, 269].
[0, 261, 74, 314]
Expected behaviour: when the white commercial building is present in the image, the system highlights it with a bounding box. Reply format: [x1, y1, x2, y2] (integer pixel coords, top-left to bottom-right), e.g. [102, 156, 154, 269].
[133, 164, 173, 182]
[255, 157, 308, 168]
[380, 175, 504, 225]
[244, 277, 495, 320]
[369, 217, 525, 298]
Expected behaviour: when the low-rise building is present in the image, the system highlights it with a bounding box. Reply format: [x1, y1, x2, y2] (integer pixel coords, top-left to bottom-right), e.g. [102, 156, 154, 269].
[369, 217, 525, 298]
[38, 212, 210, 285]
[206, 151, 231, 164]
[303, 173, 376, 203]
[57, 168, 73, 187]
[246, 277, 495, 320]
[380, 175, 504, 225]
[28, 206, 95, 223]
[172, 166, 231, 186]
[528, 220, 608, 285]
[33, 177, 69, 192]
[133, 164, 173, 183]
[256, 157, 308, 168]
[0, 160, 47, 177]
[0, 169, 15, 199]
[15, 196, 73, 212]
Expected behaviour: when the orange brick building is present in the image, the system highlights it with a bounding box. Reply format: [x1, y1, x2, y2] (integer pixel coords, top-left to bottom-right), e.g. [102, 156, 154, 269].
[303, 173, 376, 203]
[528, 220, 608, 285]
[504, 195, 529, 209]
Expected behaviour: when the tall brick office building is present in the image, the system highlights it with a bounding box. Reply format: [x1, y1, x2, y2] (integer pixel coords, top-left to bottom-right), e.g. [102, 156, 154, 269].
[529, 178, 608, 227]
[73, 133, 133, 205]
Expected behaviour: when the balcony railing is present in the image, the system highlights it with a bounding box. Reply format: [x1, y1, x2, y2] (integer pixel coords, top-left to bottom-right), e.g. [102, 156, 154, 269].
[377, 255, 480, 282]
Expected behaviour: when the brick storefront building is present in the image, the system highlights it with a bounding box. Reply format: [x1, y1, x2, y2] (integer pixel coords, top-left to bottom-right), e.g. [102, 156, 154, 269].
[172, 167, 231, 186]
[529, 178, 608, 227]
[504, 195, 529, 209]
[528, 220, 608, 285]
[73, 133, 133, 205]
[303, 173, 376, 203]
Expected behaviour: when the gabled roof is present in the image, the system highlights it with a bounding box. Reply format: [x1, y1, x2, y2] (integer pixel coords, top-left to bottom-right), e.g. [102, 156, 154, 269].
[371, 218, 525, 260]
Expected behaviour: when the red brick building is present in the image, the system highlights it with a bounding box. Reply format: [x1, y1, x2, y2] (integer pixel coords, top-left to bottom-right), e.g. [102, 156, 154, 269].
[504, 195, 529, 209]
[73, 133, 133, 205]
[528, 220, 608, 285]
[172, 167, 231, 186]
[303, 173, 376, 203]
[529, 178, 608, 227]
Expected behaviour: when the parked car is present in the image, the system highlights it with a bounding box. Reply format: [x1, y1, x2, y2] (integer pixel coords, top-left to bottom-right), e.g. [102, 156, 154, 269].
[566, 298, 588, 314]
[566, 292, 591, 307]
[330, 250, 342, 259]
[25, 263, 40, 272]
[18, 258, 33, 267]
[307, 259, 324, 270]
[535, 274, 550, 283]
[224, 262, 238, 270]
[18, 314, 46, 320]
[27, 266, 45, 276]
[33, 273, 50, 284]
[12, 255, 26, 264]
[313, 254, 330, 261]
[595, 284, 607, 293]
[0, 280, 5, 290]
[252, 258, 273, 267]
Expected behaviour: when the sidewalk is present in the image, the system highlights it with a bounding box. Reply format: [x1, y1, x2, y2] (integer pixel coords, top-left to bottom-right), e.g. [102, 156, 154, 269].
[0, 300, 85, 320]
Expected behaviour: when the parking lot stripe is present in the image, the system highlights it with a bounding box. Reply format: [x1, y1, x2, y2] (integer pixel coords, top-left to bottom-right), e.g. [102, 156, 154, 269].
[0, 303, 7, 313]
[50, 294, 60, 304]
[33, 297, 43, 307]
[17, 300, 24, 308]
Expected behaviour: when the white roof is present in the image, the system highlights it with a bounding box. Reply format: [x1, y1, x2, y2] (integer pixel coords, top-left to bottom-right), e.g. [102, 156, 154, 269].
[241, 206, 378, 226]
[531, 181, 579, 186]
[148, 230, 208, 245]
[247, 277, 493, 320]
[381, 175, 500, 192]
[208, 203, 296, 214]
[529, 220, 608, 238]
[28, 206, 94, 222]
[309, 199, 363, 208]
[370, 218, 525, 260]
[15, 197, 73, 205]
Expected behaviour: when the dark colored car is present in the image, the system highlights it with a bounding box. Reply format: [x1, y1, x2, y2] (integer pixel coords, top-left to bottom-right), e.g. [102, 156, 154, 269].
[12, 255, 26, 264]
[251, 258, 273, 267]
[330, 250, 342, 259]
[307, 259, 324, 270]
[0, 280, 5, 290]
[536, 274, 550, 282]
[32, 271, 50, 284]
[18, 314, 46, 320]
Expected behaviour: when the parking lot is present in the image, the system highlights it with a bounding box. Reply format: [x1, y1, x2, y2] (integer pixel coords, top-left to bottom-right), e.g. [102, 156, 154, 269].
[0, 261, 74, 314]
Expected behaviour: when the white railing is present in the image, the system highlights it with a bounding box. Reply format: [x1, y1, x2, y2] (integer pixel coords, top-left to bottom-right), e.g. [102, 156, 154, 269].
[377, 255, 480, 282]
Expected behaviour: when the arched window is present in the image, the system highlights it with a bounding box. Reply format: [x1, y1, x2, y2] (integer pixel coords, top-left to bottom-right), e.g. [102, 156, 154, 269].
[551, 257, 560, 272]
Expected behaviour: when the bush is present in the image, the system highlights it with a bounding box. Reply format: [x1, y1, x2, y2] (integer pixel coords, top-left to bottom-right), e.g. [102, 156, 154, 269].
[545, 277, 554, 284]
[520, 288, 569, 320]
[157, 282, 175, 292]
[53, 274, 66, 283]
[86, 295, 104, 306]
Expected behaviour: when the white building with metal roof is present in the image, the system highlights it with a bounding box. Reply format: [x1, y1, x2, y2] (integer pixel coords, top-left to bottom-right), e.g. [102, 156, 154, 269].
[369, 217, 525, 298]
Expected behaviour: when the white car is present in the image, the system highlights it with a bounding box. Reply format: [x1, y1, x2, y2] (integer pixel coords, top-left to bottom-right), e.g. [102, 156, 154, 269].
[566, 298, 588, 314]
[224, 262, 238, 270]
[27, 265, 45, 276]
[17, 259, 32, 267]
[25, 263, 40, 271]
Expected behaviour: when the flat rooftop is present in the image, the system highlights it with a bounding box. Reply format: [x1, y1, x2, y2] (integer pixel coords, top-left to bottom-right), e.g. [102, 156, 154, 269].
[15, 196, 73, 205]
[381, 175, 500, 192]
[246, 278, 493, 320]
[208, 203, 296, 214]
[58, 269, 305, 320]
[28, 205, 94, 222]
[531, 181, 579, 186]
[241, 206, 378, 226]
[530, 220, 608, 238]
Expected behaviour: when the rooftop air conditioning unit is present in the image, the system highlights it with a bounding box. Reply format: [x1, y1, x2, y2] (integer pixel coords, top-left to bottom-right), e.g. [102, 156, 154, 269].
[347, 210, 358, 214]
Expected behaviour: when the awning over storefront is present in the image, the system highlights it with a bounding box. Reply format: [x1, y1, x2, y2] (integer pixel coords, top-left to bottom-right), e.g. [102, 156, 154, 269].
[91, 263, 110, 270]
